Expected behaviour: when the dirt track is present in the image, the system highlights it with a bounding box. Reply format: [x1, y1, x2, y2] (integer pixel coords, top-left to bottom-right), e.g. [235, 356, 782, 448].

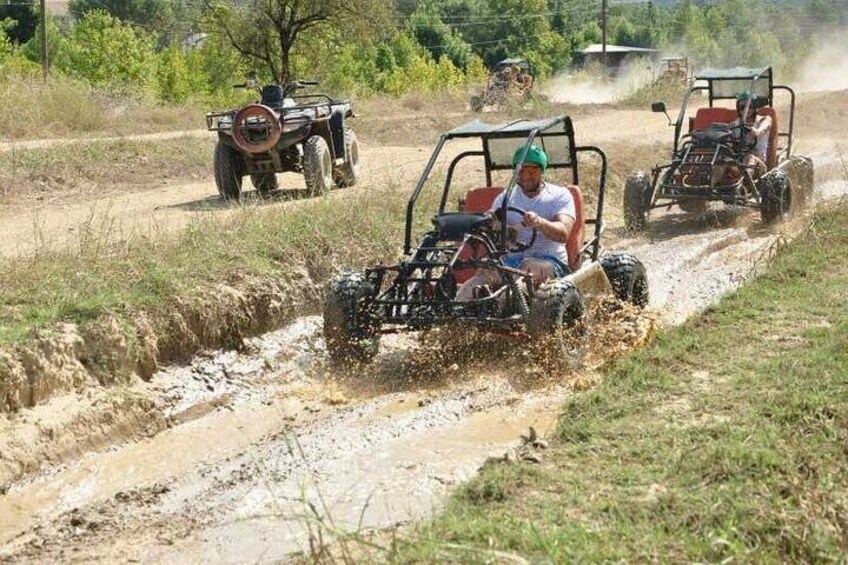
[0, 91, 846, 562]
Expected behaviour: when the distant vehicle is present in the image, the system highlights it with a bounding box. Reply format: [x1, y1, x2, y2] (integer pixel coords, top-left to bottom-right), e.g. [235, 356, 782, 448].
[656, 56, 690, 84]
[470, 58, 536, 112]
[206, 77, 361, 200]
[624, 66, 814, 229]
[323, 115, 649, 365]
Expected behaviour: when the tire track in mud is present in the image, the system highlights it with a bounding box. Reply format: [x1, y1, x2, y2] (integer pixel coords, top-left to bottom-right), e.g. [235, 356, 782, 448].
[1, 145, 847, 561]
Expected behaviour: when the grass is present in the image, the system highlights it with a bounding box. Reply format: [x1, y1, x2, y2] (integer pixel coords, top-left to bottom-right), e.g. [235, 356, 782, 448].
[388, 202, 848, 562]
[0, 76, 204, 140]
[0, 180, 443, 345]
[0, 137, 213, 202]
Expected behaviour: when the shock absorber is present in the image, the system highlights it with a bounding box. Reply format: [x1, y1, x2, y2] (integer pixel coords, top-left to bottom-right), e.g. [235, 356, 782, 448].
[506, 273, 530, 317]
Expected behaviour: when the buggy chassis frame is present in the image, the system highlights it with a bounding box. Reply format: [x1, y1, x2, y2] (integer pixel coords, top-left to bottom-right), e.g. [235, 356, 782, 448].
[364, 116, 608, 333]
[647, 67, 796, 211]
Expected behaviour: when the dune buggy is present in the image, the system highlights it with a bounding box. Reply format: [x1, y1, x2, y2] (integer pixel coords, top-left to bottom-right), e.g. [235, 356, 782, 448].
[206, 78, 361, 200]
[624, 66, 814, 229]
[470, 58, 535, 113]
[323, 116, 649, 364]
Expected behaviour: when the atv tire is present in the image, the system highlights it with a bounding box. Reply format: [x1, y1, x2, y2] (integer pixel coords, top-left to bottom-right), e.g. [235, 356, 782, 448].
[528, 279, 584, 335]
[624, 172, 651, 231]
[214, 141, 245, 200]
[601, 252, 649, 307]
[760, 170, 792, 224]
[303, 135, 334, 196]
[323, 272, 381, 364]
[251, 173, 278, 195]
[332, 128, 362, 188]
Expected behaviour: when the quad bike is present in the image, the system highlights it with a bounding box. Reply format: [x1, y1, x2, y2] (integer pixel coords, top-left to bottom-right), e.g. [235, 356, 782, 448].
[323, 115, 650, 365]
[624, 66, 814, 230]
[470, 58, 535, 112]
[206, 77, 361, 200]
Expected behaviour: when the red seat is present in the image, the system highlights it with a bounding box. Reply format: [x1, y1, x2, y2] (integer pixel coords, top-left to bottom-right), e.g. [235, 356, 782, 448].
[690, 106, 778, 170]
[462, 186, 503, 213]
[692, 107, 737, 131]
[565, 185, 585, 271]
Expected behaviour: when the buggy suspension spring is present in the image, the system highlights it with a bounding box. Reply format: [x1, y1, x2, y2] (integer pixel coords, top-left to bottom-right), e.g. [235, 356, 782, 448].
[507, 275, 530, 317]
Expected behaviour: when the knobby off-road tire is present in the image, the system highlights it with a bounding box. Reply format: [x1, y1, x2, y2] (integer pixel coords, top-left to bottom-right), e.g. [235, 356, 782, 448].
[251, 173, 278, 195]
[303, 135, 334, 196]
[624, 172, 651, 231]
[528, 279, 584, 335]
[528, 279, 586, 365]
[214, 141, 245, 200]
[760, 170, 792, 224]
[323, 272, 381, 365]
[601, 252, 650, 307]
[332, 128, 362, 188]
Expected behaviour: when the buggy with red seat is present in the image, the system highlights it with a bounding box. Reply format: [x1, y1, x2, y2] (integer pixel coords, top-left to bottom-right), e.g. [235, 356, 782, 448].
[323, 116, 649, 364]
[624, 66, 814, 229]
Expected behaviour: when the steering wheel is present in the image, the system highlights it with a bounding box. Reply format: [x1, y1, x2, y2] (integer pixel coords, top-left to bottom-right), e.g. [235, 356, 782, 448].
[732, 123, 757, 153]
[492, 206, 538, 253]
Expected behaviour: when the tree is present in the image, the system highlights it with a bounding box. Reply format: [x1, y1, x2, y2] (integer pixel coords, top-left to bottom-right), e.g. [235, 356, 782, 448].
[407, 1, 473, 69]
[204, 0, 393, 83]
[0, 1, 38, 44]
[68, 0, 175, 28]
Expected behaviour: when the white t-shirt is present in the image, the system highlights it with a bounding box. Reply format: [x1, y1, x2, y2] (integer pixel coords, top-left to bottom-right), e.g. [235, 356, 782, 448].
[734, 115, 771, 161]
[491, 182, 576, 261]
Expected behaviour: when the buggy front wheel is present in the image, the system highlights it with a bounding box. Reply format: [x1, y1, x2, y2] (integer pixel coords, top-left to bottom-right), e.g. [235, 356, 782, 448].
[323, 272, 381, 365]
[601, 252, 649, 307]
[760, 170, 792, 224]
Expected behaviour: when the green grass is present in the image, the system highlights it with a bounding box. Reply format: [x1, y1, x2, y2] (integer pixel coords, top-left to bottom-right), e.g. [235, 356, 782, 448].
[390, 203, 848, 562]
[0, 182, 441, 345]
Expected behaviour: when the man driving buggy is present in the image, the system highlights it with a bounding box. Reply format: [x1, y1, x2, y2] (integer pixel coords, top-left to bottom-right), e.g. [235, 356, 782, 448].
[457, 144, 576, 301]
[732, 90, 772, 177]
[711, 90, 772, 188]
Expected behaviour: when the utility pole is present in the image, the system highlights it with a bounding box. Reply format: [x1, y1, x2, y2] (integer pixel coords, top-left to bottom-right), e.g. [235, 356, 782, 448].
[40, 0, 48, 81]
[601, 0, 607, 77]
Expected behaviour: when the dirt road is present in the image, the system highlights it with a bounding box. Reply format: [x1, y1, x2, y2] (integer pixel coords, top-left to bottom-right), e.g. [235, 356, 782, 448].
[0, 92, 846, 562]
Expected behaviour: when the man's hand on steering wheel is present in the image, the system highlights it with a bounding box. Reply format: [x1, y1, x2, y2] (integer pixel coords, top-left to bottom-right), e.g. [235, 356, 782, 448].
[495, 205, 538, 253]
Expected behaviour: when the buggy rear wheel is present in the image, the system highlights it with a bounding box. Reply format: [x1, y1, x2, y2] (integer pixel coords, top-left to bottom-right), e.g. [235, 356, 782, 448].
[624, 172, 651, 231]
[332, 128, 361, 188]
[213, 141, 244, 200]
[323, 272, 381, 365]
[303, 135, 334, 196]
[760, 170, 792, 224]
[601, 252, 649, 307]
[251, 173, 278, 196]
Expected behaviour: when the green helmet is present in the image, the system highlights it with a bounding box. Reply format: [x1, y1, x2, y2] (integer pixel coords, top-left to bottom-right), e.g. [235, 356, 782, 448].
[736, 90, 756, 102]
[512, 144, 548, 171]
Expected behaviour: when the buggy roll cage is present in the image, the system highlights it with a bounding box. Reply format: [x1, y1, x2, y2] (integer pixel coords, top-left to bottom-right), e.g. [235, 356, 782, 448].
[668, 66, 795, 160]
[403, 115, 607, 263]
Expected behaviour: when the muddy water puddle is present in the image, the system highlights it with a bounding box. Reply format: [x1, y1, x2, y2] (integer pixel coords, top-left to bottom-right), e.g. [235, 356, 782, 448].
[149, 390, 562, 563]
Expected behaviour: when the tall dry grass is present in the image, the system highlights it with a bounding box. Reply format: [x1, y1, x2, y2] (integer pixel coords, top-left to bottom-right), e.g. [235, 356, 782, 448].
[0, 76, 204, 140]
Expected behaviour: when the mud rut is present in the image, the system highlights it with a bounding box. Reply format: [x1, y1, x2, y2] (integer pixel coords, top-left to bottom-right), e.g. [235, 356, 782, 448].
[0, 105, 846, 562]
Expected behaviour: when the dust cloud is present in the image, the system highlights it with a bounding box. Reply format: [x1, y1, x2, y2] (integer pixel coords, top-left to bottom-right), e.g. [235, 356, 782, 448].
[796, 28, 848, 92]
[543, 59, 654, 104]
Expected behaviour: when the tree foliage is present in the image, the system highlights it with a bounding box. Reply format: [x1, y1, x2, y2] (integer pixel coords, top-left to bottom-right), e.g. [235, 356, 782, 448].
[0, 1, 37, 44]
[204, 0, 393, 83]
